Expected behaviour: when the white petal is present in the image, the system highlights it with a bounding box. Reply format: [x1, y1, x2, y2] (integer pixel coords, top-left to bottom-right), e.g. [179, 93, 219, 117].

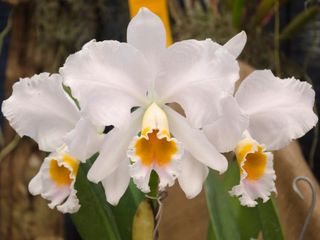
[167, 84, 224, 129]
[203, 96, 249, 152]
[57, 185, 80, 213]
[60, 40, 152, 127]
[129, 160, 152, 193]
[156, 164, 180, 191]
[156, 39, 239, 104]
[47, 188, 70, 209]
[101, 159, 131, 205]
[87, 108, 144, 183]
[28, 170, 43, 195]
[127, 7, 166, 73]
[235, 70, 318, 150]
[1, 73, 80, 151]
[164, 106, 228, 174]
[154, 141, 183, 191]
[178, 151, 209, 199]
[223, 31, 247, 58]
[64, 117, 104, 162]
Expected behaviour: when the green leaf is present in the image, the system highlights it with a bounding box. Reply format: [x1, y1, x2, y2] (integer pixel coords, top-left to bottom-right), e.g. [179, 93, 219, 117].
[257, 198, 284, 240]
[224, 161, 261, 240]
[207, 222, 216, 240]
[71, 154, 122, 240]
[251, 0, 288, 28]
[206, 160, 284, 240]
[280, 6, 320, 40]
[205, 170, 241, 240]
[71, 154, 144, 240]
[251, 0, 274, 27]
[232, 0, 244, 30]
[111, 181, 144, 239]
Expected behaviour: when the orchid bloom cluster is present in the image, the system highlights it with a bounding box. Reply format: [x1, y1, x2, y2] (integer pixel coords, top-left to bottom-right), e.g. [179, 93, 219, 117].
[1, 8, 317, 213]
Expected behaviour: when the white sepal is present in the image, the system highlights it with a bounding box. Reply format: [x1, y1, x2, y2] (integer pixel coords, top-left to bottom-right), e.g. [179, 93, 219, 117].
[127, 7, 166, 74]
[60, 40, 152, 128]
[223, 31, 247, 58]
[64, 117, 104, 162]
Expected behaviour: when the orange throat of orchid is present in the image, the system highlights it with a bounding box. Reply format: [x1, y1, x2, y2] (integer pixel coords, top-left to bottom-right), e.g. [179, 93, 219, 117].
[135, 129, 178, 167]
[236, 139, 267, 181]
[49, 154, 80, 186]
[131, 102, 181, 167]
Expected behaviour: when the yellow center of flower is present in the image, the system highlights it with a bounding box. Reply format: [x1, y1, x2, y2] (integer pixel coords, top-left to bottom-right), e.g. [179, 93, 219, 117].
[49, 155, 79, 186]
[236, 140, 267, 181]
[135, 129, 178, 166]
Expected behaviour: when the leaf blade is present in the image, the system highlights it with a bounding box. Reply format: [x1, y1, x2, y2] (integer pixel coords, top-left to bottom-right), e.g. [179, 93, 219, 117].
[280, 6, 320, 41]
[111, 181, 144, 239]
[257, 198, 284, 240]
[223, 161, 261, 240]
[71, 155, 122, 240]
[205, 170, 241, 240]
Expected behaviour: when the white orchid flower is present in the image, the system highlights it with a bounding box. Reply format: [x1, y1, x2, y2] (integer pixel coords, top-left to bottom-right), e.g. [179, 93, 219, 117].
[29, 145, 80, 213]
[60, 7, 248, 205]
[229, 70, 318, 207]
[1, 73, 104, 213]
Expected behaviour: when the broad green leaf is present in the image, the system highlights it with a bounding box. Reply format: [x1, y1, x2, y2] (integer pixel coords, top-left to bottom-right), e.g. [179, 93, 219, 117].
[224, 161, 261, 240]
[206, 160, 284, 240]
[280, 6, 320, 40]
[207, 222, 217, 240]
[111, 181, 144, 239]
[71, 154, 122, 240]
[224, 161, 283, 239]
[205, 170, 241, 240]
[72, 154, 144, 240]
[257, 198, 284, 240]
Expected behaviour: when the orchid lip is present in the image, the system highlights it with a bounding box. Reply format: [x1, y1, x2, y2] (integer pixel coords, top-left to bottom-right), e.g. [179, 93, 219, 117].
[49, 154, 80, 186]
[128, 102, 183, 192]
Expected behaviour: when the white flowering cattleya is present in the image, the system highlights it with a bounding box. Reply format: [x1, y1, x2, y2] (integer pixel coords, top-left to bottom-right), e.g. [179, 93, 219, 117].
[229, 70, 318, 207]
[1, 73, 104, 213]
[2, 6, 317, 212]
[59, 7, 248, 204]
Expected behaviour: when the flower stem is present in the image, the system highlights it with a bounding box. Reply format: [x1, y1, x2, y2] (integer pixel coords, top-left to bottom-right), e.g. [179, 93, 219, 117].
[148, 170, 159, 199]
[145, 171, 168, 240]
